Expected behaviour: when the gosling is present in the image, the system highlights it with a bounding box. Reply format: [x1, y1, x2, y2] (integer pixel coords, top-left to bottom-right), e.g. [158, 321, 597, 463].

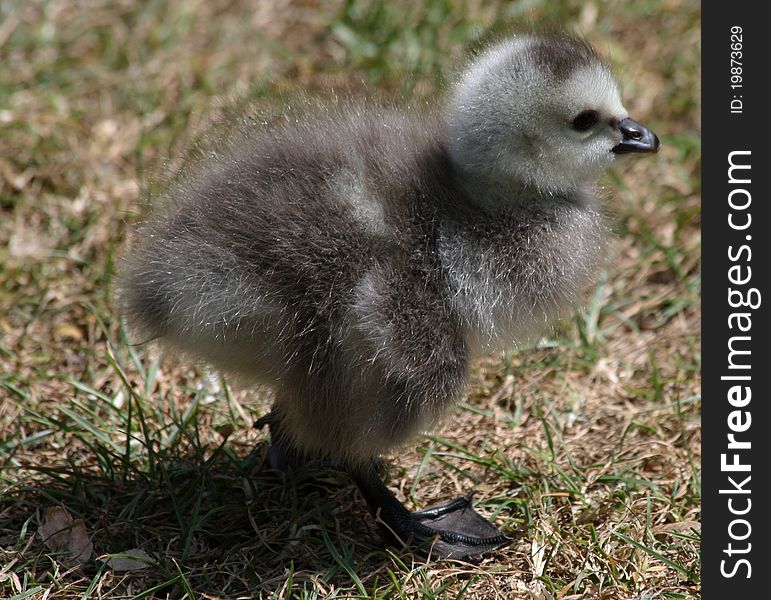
[120, 33, 659, 560]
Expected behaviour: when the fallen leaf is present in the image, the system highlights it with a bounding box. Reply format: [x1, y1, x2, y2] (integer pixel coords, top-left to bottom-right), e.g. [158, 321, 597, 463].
[103, 548, 153, 572]
[55, 323, 84, 341]
[38, 506, 93, 567]
[653, 520, 701, 536]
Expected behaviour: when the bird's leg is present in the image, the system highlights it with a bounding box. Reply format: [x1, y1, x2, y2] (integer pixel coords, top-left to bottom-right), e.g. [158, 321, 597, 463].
[351, 462, 514, 561]
[254, 410, 299, 473]
[255, 413, 514, 559]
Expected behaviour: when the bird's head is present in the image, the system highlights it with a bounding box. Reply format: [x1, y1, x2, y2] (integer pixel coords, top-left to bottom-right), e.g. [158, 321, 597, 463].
[445, 34, 659, 196]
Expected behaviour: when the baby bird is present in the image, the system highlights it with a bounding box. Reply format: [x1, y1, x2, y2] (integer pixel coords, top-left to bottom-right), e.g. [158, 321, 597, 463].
[120, 33, 659, 560]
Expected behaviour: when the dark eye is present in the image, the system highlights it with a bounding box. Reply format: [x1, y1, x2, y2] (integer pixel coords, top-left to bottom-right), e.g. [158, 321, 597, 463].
[571, 110, 599, 132]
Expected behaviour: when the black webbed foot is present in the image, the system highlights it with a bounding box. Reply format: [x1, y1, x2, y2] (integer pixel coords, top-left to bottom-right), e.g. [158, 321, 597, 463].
[353, 466, 514, 561]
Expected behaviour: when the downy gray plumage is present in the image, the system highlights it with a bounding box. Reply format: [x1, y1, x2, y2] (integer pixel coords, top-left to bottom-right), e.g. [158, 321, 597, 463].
[119, 33, 659, 560]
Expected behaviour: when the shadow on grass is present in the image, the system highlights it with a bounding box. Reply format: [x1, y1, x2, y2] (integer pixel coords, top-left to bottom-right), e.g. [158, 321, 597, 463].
[1, 438, 408, 597]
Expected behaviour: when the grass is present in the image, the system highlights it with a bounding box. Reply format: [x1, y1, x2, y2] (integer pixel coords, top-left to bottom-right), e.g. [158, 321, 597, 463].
[1, 0, 700, 598]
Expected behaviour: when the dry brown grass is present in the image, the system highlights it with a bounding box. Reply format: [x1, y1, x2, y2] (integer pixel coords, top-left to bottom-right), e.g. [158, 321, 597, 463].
[1, 1, 699, 598]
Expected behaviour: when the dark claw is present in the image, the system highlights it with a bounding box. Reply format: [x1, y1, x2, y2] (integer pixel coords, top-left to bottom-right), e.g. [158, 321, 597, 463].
[254, 412, 275, 430]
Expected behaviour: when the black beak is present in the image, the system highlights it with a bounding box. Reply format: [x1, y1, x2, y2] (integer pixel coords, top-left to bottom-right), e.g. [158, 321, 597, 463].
[612, 117, 660, 154]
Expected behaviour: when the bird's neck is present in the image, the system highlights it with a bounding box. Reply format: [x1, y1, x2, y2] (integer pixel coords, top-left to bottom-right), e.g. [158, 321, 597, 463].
[453, 167, 593, 212]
